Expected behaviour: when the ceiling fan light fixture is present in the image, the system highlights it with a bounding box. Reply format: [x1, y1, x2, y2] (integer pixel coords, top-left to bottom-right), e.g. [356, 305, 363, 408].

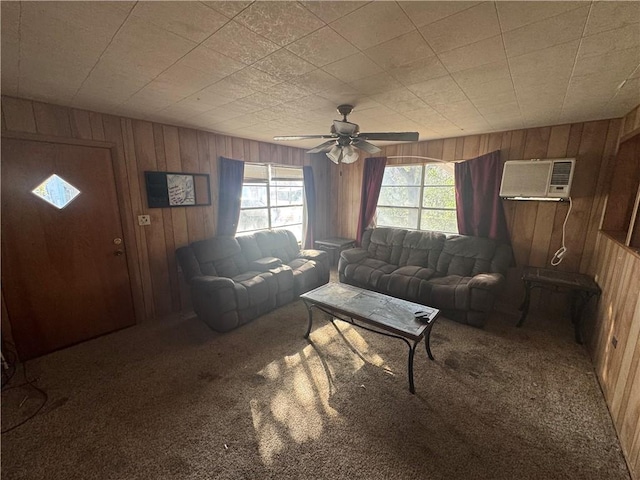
[326, 145, 342, 164]
[342, 145, 359, 164]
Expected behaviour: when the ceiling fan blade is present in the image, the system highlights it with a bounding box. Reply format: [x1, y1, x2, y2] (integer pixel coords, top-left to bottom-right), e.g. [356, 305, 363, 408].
[358, 132, 419, 142]
[274, 134, 336, 141]
[306, 140, 337, 154]
[333, 120, 358, 136]
[352, 138, 382, 154]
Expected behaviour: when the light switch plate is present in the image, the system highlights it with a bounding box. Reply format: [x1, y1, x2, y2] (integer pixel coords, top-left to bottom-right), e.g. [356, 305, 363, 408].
[138, 215, 151, 226]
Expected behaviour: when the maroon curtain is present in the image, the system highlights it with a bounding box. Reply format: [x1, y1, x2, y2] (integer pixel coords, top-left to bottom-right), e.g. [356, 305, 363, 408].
[356, 157, 387, 245]
[454, 150, 510, 243]
[303, 166, 316, 249]
[217, 157, 244, 236]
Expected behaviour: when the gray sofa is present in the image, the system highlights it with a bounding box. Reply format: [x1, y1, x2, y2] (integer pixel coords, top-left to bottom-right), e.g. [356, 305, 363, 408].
[338, 228, 512, 327]
[177, 230, 329, 332]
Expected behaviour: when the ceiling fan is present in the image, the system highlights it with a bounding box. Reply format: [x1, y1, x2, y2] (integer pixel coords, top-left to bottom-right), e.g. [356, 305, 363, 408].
[273, 104, 419, 164]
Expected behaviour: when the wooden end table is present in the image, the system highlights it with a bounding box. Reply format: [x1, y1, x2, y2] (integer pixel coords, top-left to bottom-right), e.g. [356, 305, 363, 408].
[518, 266, 601, 344]
[314, 238, 356, 266]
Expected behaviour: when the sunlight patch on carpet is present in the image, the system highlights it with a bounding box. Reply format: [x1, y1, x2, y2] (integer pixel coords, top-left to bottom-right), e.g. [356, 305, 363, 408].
[250, 322, 392, 465]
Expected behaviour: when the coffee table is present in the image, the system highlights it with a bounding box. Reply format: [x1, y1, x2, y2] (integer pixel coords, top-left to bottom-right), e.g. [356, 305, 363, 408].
[300, 283, 440, 394]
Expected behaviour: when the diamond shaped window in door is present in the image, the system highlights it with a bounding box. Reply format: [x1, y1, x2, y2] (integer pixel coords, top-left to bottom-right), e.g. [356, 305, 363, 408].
[32, 174, 81, 209]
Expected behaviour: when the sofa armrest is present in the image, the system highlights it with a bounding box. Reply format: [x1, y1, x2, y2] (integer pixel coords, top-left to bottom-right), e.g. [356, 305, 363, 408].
[298, 249, 326, 261]
[249, 256, 282, 272]
[190, 275, 235, 292]
[298, 249, 330, 273]
[340, 248, 369, 264]
[468, 273, 504, 291]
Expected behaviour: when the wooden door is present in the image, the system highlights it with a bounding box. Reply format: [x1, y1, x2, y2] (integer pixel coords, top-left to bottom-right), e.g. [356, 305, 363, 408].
[1, 138, 136, 359]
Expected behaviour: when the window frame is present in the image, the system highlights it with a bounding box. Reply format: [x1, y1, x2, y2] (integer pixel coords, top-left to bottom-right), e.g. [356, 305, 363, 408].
[237, 164, 305, 241]
[376, 163, 458, 234]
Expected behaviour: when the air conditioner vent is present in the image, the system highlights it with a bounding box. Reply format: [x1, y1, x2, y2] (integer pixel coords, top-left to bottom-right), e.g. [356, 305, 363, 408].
[551, 161, 573, 186]
[500, 158, 575, 200]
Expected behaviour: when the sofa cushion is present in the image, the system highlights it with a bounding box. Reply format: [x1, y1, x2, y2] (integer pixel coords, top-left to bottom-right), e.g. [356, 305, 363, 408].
[378, 266, 437, 300]
[255, 230, 299, 263]
[363, 228, 408, 265]
[424, 275, 470, 311]
[398, 230, 445, 268]
[436, 235, 499, 277]
[343, 258, 396, 290]
[232, 272, 273, 310]
[192, 237, 249, 277]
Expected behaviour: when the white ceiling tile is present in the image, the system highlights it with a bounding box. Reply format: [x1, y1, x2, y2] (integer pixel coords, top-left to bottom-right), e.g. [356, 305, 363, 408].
[408, 75, 468, 107]
[496, 1, 583, 32]
[300, 1, 367, 23]
[7, 0, 639, 147]
[364, 31, 435, 70]
[152, 65, 221, 97]
[503, 6, 589, 58]
[322, 53, 383, 83]
[419, 2, 500, 54]
[469, 90, 518, 110]
[176, 46, 244, 78]
[388, 56, 449, 86]
[202, 1, 252, 18]
[370, 89, 429, 113]
[584, 1, 640, 37]
[509, 40, 580, 81]
[572, 47, 639, 82]
[183, 90, 233, 109]
[198, 78, 256, 102]
[348, 73, 404, 95]
[398, 1, 480, 28]
[74, 72, 150, 106]
[330, 2, 414, 50]
[203, 20, 280, 65]
[234, 1, 324, 47]
[288, 69, 351, 94]
[131, 1, 228, 43]
[94, 16, 197, 80]
[126, 83, 186, 111]
[438, 35, 506, 73]
[578, 24, 640, 59]
[452, 60, 511, 90]
[253, 49, 317, 82]
[22, 1, 134, 39]
[261, 82, 312, 103]
[20, 75, 79, 104]
[224, 67, 283, 93]
[286, 27, 358, 67]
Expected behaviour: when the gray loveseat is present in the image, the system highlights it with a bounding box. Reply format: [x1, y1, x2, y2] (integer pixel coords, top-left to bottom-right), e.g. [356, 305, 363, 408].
[338, 228, 512, 327]
[177, 230, 330, 332]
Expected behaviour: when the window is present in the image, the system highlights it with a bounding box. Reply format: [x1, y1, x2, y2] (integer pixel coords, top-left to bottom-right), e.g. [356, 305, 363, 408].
[237, 164, 305, 242]
[376, 164, 457, 234]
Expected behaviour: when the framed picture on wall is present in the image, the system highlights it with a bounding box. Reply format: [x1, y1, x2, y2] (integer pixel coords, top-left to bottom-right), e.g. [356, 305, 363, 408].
[144, 171, 211, 208]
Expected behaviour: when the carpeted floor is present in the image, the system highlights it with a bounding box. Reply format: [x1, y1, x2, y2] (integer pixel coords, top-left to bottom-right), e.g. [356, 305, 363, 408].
[1, 286, 630, 480]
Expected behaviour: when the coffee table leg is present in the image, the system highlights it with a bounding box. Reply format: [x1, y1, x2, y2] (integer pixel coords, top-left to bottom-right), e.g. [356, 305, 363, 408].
[408, 340, 419, 394]
[303, 301, 313, 339]
[424, 325, 436, 361]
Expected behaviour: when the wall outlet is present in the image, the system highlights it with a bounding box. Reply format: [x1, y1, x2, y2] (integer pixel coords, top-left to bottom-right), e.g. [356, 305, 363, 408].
[138, 215, 151, 226]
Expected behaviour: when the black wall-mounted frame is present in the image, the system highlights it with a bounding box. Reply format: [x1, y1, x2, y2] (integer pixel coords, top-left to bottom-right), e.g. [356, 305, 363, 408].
[144, 171, 211, 208]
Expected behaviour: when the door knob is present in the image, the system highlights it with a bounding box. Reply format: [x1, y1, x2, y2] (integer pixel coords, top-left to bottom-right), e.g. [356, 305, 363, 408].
[114, 250, 124, 256]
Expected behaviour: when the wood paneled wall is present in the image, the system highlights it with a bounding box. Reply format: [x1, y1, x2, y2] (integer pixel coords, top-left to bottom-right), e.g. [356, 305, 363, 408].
[587, 233, 640, 478]
[585, 104, 640, 480]
[1, 96, 327, 323]
[331, 120, 622, 276]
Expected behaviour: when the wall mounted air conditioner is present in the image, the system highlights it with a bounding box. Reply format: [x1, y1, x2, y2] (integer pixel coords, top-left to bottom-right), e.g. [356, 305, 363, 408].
[499, 158, 576, 201]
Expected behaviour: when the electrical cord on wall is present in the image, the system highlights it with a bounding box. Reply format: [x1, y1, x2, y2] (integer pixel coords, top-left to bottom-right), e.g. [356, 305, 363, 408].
[551, 196, 573, 266]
